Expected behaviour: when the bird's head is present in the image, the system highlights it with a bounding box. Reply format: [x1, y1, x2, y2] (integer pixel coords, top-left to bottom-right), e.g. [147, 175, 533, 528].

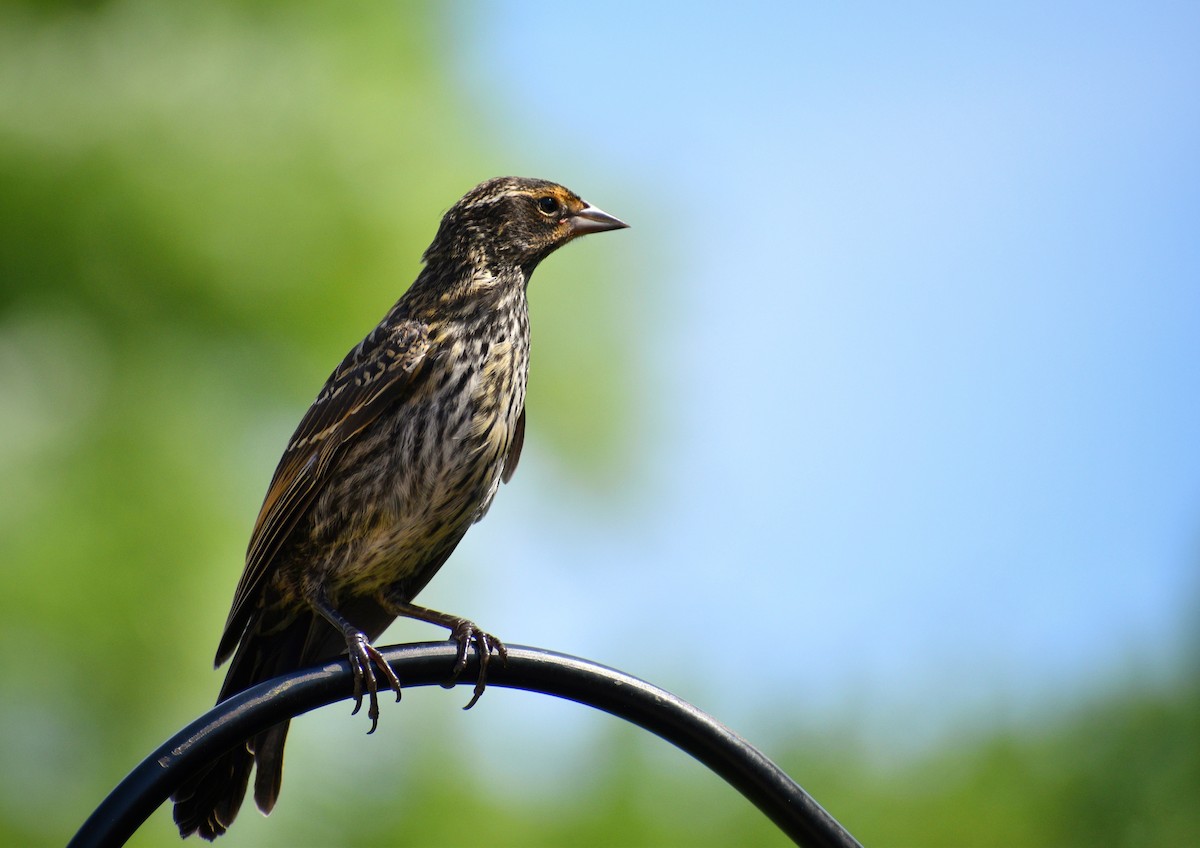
[424, 177, 628, 276]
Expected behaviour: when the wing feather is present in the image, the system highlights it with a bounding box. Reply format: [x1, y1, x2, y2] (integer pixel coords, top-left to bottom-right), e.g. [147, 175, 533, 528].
[215, 320, 431, 665]
[501, 407, 525, 483]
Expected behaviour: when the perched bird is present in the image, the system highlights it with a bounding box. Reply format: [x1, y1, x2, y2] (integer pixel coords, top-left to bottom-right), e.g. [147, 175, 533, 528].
[171, 177, 627, 840]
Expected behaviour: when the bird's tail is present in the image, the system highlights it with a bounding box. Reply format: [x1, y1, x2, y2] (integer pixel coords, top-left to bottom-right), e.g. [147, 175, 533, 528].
[171, 611, 314, 840]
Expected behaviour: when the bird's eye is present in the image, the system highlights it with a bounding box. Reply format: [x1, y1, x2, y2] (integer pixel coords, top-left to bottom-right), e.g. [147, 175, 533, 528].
[536, 196, 560, 216]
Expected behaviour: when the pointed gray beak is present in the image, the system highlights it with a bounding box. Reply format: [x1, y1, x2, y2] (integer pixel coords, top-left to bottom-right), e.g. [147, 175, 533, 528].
[567, 203, 629, 237]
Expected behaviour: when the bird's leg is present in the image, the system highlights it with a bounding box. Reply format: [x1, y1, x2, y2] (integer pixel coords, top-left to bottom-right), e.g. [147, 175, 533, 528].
[307, 587, 402, 733]
[378, 594, 507, 710]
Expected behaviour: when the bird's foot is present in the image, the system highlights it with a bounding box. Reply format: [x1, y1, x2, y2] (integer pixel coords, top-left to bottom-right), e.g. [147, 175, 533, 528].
[445, 619, 508, 710]
[345, 631, 402, 734]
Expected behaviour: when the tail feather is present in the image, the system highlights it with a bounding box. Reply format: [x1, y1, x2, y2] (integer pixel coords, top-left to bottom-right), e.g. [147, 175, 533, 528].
[171, 610, 311, 840]
[171, 596, 395, 839]
[250, 720, 291, 814]
[172, 742, 254, 840]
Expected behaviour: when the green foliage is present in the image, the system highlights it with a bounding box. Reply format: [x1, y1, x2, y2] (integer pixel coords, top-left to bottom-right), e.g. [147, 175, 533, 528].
[815, 679, 1200, 848]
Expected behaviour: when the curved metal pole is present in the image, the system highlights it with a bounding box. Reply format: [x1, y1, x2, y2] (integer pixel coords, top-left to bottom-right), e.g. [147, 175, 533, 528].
[69, 643, 863, 848]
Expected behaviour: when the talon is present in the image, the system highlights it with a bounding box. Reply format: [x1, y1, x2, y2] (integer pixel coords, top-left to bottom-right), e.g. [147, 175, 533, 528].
[449, 626, 472, 680]
[347, 648, 366, 716]
[462, 682, 485, 710]
[444, 623, 506, 710]
[343, 631, 402, 734]
[374, 599, 504, 709]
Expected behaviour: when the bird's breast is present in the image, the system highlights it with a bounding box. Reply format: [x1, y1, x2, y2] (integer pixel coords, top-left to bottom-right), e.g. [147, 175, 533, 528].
[321, 302, 530, 594]
[387, 329, 527, 531]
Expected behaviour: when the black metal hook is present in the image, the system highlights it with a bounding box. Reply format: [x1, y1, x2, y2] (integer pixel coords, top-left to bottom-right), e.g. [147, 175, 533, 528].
[68, 642, 863, 848]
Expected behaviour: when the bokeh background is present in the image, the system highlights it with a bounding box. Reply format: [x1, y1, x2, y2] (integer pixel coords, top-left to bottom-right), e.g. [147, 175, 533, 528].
[3, 2, 1198, 846]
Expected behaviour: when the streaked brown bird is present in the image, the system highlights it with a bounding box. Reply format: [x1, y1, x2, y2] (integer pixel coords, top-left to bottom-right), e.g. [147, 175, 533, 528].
[171, 177, 627, 840]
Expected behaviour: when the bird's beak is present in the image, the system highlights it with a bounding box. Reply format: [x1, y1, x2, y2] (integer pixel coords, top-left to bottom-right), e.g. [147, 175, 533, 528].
[568, 203, 629, 237]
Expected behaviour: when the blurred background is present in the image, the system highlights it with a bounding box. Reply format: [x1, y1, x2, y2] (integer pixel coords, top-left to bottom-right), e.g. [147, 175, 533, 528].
[2, 2, 1198, 846]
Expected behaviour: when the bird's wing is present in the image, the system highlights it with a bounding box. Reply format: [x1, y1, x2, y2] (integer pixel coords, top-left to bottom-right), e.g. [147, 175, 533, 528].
[215, 320, 432, 665]
[501, 407, 525, 483]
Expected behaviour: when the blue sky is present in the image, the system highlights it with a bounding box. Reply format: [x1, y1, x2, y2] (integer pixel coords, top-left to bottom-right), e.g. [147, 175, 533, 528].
[407, 2, 1200, 753]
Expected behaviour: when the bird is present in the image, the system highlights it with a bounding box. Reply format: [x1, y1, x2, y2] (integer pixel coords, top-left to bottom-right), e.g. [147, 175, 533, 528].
[171, 176, 627, 840]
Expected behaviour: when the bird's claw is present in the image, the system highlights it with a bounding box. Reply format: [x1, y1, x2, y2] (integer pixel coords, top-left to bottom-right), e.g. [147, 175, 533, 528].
[345, 631, 402, 734]
[445, 621, 507, 710]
